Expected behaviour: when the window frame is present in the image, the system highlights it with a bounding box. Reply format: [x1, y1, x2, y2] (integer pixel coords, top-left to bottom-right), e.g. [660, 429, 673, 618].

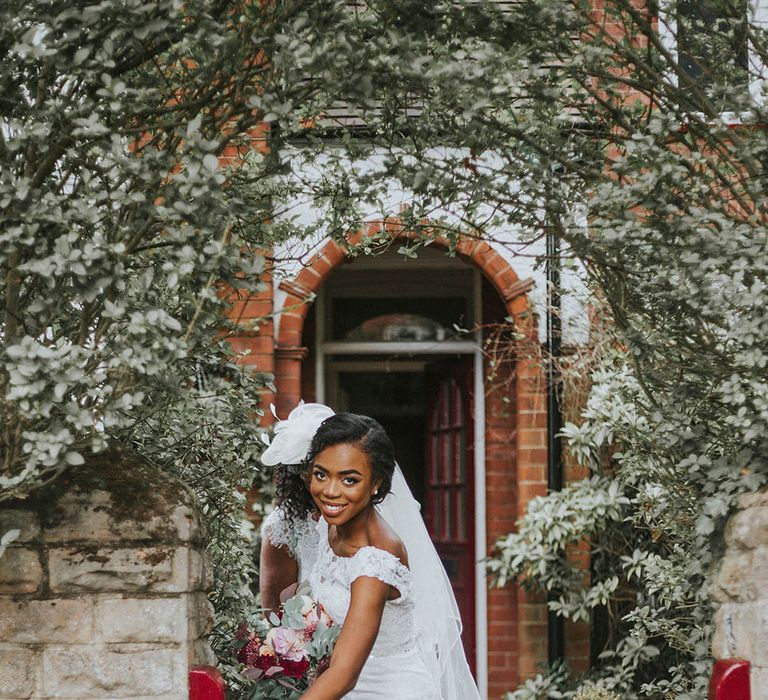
[657, 0, 768, 119]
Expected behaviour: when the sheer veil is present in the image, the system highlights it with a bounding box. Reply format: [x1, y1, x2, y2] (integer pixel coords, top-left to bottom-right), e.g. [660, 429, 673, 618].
[377, 465, 481, 700]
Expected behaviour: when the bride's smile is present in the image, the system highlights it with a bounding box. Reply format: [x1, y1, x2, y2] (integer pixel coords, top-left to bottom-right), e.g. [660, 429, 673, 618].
[309, 442, 381, 529]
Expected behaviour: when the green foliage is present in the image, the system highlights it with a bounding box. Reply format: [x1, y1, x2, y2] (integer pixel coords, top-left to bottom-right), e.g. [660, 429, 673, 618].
[121, 360, 265, 666]
[488, 473, 629, 619]
[328, 1, 768, 696]
[0, 0, 502, 494]
[572, 685, 622, 700]
[0, 0, 275, 493]
[5, 0, 768, 696]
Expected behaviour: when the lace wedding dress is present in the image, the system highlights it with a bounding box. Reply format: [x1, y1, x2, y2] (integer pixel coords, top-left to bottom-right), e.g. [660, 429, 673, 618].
[261, 506, 320, 582]
[308, 518, 442, 699]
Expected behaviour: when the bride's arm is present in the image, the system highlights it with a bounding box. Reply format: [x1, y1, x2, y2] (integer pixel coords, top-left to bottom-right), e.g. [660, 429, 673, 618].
[259, 507, 301, 612]
[300, 577, 389, 700]
[259, 538, 298, 613]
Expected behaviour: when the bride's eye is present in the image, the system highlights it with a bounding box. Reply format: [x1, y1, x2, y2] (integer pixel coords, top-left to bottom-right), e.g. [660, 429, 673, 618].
[342, 476, 360, 485]
[313, 469, 326, 481]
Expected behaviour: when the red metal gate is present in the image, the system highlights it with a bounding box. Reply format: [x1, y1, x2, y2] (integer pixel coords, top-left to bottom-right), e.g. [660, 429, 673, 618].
[189, 666, 226, 700]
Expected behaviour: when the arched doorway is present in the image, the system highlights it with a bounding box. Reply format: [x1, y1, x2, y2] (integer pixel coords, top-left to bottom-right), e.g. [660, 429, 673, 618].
[271, 224, 548, 698]
[316, 248, 481, 670]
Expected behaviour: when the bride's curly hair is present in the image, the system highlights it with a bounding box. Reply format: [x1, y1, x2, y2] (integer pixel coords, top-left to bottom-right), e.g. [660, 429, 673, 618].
[275, 413, 395, 521]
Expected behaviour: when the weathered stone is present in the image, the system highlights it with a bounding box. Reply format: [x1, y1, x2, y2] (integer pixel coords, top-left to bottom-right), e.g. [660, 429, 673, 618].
[0, 509, 41, 543]
[188, 637, 217, 666]
[710, 547, 768, 603]
[711, 550, 751, 602]
[711, 601, 768, 666]
[0, 599, 94, 644]
[0, 451, 210, 700]
[0, 548, 43, 594]
[49, 546, 190, 594]
[712, 603, 740, 658]
[95, 596, 186, 643]
[188, 548, 213, 591]
[0, 646, 40, 698]
[738, 490, 768, 511]
[36, 450, 201, 543]
[44, 492, 201, 545]
[751, 666, 768, 700]
[44, 490, 122, 544]
[725, 504, 768, 550]
[187, 592, 215, 640]
[40, 644, 183, 697]
[171, 503, 204, 543]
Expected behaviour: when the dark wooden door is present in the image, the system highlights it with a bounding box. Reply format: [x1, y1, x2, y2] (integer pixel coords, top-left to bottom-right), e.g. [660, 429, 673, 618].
[425, 360, 476, 673]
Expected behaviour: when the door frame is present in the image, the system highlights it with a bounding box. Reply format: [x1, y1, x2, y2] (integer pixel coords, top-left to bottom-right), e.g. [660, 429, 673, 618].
[314, 269, 489, 697]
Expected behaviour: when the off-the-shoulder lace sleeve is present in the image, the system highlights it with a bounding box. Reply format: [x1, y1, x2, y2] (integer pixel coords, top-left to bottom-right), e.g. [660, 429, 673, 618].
[348, 547, 410, 597]
[261, 506, 301, 557]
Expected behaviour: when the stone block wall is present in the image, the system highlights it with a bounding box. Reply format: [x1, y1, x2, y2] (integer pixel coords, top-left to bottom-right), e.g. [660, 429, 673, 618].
[0, 453, 215, 700]
[711, 490, 768, 699]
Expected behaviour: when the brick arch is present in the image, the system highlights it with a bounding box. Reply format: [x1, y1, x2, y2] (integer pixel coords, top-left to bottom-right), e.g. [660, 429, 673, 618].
[273, 218, 549, 696]
[275, 218, 536, 350]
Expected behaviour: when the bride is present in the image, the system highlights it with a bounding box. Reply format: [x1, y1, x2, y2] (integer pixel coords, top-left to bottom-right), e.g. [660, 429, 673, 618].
[261, 405, 480, 700]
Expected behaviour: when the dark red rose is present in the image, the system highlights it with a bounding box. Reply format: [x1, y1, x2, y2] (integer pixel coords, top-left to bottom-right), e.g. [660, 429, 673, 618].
[255, 651, 279, 672]
[279, 656, 310, 679]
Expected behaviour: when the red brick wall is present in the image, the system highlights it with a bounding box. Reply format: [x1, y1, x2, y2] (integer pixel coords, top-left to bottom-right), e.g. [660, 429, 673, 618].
[224, 270, 276, 417]
[485, 353, 522, 695]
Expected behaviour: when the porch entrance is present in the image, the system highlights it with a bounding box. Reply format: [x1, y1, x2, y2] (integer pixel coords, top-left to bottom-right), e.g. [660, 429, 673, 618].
[326, 357, 476, 673]
[314, 247, 483, 674]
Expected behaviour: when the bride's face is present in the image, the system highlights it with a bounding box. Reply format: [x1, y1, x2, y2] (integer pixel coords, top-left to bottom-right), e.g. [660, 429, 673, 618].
[309, 442, 381, 526]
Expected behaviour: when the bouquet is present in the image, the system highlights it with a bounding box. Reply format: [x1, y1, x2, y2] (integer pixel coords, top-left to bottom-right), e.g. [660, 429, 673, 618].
[234, 587, 340, 699]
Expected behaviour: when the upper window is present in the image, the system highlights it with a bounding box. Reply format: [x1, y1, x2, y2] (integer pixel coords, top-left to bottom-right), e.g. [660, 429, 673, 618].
[344, 312, 453, 342]
[658, 0, 766, 112]
[677, 0, 749, 110]
[321, 249, 475, 346]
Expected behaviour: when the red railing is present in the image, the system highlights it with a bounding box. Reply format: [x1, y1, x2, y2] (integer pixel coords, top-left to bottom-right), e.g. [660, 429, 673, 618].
[189, 665, 227, 700]
[709, 659, 750, 700]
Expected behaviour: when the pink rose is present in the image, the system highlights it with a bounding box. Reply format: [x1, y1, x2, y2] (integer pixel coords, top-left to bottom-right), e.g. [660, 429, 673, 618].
[266, 626, 307, 662]
[301, 598, 333, 629]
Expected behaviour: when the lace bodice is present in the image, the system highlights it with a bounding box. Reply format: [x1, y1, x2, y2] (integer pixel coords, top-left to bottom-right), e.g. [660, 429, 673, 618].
[308, 520, 418, 658]
[260, 507, 320, 582]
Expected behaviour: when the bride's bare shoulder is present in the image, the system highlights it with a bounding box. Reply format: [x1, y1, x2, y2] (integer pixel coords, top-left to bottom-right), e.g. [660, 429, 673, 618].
[369, 513, 409, 567]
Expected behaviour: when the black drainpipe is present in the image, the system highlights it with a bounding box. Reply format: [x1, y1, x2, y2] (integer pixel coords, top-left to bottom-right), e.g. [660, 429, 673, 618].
[546, 216, 565, 667]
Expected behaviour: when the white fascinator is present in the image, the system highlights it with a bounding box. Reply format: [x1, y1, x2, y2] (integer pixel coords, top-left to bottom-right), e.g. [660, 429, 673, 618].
[260, 402, 335, 466]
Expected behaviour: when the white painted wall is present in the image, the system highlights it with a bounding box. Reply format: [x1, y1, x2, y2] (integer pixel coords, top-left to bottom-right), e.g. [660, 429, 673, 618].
[271, 147, 591, 346]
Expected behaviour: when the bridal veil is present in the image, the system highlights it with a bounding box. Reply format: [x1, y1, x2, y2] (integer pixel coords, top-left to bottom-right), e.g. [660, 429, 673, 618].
[377, 465, 481, 700]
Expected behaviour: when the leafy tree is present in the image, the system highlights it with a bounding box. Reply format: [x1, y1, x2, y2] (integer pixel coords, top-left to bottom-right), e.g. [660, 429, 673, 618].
[352, 0, 768, 696]
[0, 0, 514, 690]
